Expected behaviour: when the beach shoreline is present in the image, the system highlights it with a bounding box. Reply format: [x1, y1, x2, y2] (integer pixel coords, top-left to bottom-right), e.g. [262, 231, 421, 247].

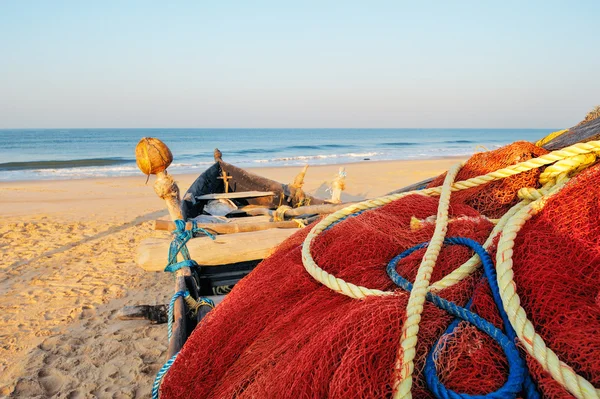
[0, 154, 469, 185]
[0, 156, 464, 397]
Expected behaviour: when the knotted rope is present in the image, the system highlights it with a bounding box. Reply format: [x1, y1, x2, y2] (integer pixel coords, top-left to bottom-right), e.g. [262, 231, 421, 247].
[273, 205, 292, 222]
[153, 221, 218, 398]
[301, 140, 600, 398]
[164, 219, 215, 273]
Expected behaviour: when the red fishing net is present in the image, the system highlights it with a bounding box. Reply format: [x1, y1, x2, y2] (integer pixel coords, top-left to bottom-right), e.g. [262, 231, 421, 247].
[422, 163, 600, 399]
[508, 163, 600, 398]
[427, 141, 549, 218]
[159, 142, 599, 399]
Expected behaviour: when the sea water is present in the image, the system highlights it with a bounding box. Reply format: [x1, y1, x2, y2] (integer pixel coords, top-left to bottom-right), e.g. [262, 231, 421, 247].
[0, 128, 550, 181]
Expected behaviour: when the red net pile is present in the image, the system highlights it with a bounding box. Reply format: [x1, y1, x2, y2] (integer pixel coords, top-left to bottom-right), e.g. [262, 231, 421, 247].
[428, 157, 600, 399]
[427, 141, 549, 218]
[160, 142, 600, 398]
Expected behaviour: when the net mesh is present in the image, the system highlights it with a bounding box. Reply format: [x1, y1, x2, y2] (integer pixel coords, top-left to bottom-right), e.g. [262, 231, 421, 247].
[160, 141, 599, 399]
[427, 141, 549, 218]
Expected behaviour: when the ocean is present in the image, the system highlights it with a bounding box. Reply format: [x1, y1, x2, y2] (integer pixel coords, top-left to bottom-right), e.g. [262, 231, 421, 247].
[0, 128, 550, 181]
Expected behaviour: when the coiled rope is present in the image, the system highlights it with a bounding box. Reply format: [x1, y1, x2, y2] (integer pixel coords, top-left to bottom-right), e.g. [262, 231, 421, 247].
[301, 140, 600, 398]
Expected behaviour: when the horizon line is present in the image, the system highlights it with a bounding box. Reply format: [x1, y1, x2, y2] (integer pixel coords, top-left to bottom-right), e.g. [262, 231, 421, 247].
[0, 126, 561, 130]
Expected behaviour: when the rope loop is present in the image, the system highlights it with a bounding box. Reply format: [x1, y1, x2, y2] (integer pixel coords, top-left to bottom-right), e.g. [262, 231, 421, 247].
[387, 237, 538, 399]
[273, 205, 292, 222]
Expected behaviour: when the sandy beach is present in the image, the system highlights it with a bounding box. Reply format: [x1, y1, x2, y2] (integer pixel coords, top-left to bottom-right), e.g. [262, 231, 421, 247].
[0, 157, 463, 398]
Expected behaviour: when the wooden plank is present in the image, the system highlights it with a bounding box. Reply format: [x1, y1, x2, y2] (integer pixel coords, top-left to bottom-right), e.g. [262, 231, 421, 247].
[195, 191, 276, 200]
[233, 215, 272, 224]
[385, 177, 436, 195]
[153, 216, 317, 234]
[137, 228, 298, 271]
[242, 202, 357, 218]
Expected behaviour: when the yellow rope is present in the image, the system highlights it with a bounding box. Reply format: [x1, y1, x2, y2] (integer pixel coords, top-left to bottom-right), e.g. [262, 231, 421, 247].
[184, 295, 215, 316]
[302, 140, 600, 300]
[428, 201, 525, 292]
[394, 164, 461, 398]
[495, 177, 600, 399]
[535, 128, 569, 147]
[292, 218, 307, 228]
[300, 140, 600, 397]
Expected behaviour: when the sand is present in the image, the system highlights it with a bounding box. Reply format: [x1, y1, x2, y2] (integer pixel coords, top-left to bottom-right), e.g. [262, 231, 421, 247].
[0, 157, 464, 398]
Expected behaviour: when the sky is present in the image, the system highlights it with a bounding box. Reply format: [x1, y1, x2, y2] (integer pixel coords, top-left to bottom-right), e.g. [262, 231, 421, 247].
[0, 1, 599, 128]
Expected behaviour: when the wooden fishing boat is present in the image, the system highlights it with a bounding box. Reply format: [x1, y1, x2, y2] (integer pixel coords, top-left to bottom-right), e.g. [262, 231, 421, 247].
[146, 149, 343, 297]
[127, 144, 351, 357]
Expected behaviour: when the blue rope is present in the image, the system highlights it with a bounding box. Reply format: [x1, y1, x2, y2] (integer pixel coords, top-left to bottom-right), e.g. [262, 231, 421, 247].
[152, 353, 178, 399]
[152, 221, 218, 399]
[151, 290, 188, 399]
[164, 220, 215, 273]
[168, 290, 188, 341]
[323, 209, 367, 231]
[387, 237, 539, 399]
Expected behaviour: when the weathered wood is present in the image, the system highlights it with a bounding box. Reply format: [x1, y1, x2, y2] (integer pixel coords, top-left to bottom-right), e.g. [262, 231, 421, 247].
[196, 191, 276, 200]
[154, 216, 317, 233]
[327, 167, 346, 203]
[153, 171, 183, 220]
[137, 228, 298, 271]
[116, 304, 168, 324]
[218, 160, 327, 208]
[233, 215, 272, 224]
[167, 274, 188, 358]
[386, 176, 436, 195]
[135, 138, 188, 359]
[542, 117, 600, 150]
[214, 148, 223, 162]
[242, 202, 357, 218]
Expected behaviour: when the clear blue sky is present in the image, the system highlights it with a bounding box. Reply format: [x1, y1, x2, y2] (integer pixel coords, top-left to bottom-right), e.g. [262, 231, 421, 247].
[1, 1, 598, 128]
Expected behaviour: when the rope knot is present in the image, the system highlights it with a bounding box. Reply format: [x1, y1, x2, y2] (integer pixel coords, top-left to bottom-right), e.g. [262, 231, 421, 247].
[274, 205, 292, 222]
[184, 294, 216, 316]
[174, 219, 186, 233]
